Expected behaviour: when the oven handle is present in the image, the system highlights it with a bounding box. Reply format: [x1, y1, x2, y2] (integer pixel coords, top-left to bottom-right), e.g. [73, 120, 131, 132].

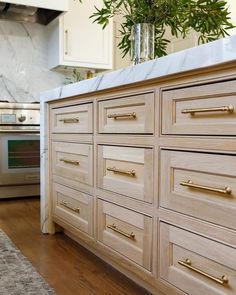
[0, 130, 39, 134]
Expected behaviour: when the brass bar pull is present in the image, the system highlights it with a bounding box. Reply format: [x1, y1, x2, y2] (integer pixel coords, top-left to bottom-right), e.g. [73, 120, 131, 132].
[178, 259, 229, 286]
[107, 224, 135, 240]
[60, 158, 80, 166]
[180, 180, 232, 195]
[65, 29, 69, 55]
[107, 167, 136, 177]
[107, 112, 137, 119]
[60, 201, 80, 213]
[59, 118, 79, 123]
[181, 105, 234, 115]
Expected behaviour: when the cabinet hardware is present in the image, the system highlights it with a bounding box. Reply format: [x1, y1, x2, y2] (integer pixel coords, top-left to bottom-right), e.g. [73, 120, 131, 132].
[107, 224, 135, 240]
[65, 29, 69, 55]
[180, 180, 232, 195]
[107, 112, 137, 119]
[181, 105, 234, 115]
[60, 158, 80, 166]
[178, 259, 229, 286]
[59, 118, 79, 123]
[60, 201, 80, 213]
[107, 167, 136, 177]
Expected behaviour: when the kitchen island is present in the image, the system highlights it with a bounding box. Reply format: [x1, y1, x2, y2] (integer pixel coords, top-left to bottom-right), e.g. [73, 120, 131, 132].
[41, 35, 236, 295]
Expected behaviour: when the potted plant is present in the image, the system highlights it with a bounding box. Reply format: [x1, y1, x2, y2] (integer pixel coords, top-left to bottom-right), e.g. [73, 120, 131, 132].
[89, 0, 234, 63]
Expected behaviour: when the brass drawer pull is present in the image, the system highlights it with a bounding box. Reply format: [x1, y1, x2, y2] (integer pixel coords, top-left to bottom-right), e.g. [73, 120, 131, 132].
[107, 112, 137, 119]
[178, 259, 229, 286]
[60, 158, 80, 166]
[181, 105, 234, 115]
[60, 201, 80, 213]
[180, 180, 232, 195]
[107, 224, 135, 240]
[59, 118, 79, 123]
[107, 167, 136, 177]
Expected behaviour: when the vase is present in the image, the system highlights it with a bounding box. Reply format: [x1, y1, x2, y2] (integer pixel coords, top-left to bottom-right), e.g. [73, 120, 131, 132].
[131, 23, 155, 64]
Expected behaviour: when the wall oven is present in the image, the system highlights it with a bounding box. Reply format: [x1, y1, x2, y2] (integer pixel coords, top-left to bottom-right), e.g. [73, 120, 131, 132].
[0, 101, 40, 198]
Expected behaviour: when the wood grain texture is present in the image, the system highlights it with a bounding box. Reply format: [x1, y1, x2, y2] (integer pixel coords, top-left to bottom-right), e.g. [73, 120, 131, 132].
[160, 222, 236, 295]
[160, 149, 236, 230]
[0, 197, 152, 295]
[98, 92, 155, 134]
[51, 102, 93, 134]
[162, 79, 236, 135]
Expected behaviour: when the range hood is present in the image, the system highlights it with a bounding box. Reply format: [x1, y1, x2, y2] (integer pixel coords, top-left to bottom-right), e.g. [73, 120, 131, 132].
[0, 0, 68, 25]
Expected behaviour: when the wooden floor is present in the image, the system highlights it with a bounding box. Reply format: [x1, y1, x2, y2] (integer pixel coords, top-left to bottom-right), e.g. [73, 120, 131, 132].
[0, 197, 151, 295]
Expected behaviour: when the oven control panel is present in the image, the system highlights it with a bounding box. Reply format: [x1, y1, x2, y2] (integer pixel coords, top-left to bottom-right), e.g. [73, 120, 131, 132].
[0, 110, 40, 126]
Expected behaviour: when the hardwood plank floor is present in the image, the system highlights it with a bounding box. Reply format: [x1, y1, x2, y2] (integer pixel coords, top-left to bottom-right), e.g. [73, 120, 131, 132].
[0, 197, 152, 295]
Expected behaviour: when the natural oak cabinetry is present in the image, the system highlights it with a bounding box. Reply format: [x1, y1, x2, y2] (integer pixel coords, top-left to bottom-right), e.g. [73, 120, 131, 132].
[97, 199, 152, 270]
[160, 222, 236, 295]
[97, 145, 154, 203]
[47, 0, 113, 70]
[160, 149, 236, 229]
[47, 66, 236, 295]
[162, 79, 236, 135]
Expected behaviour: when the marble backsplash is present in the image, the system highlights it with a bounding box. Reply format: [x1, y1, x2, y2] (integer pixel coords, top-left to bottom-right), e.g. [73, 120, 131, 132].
[0, 20, 65, 102]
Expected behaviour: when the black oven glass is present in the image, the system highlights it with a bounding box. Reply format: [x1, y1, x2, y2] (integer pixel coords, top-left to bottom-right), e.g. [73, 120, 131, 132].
[8, 140, 40, 169]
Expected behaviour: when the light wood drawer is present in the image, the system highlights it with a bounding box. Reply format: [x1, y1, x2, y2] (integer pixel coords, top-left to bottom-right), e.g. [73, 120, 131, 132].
[160, 150, 236, 230]
[160, 222, 236, 295]
[97, 145, 154, 203]
[98, 92, 154, 134]
[51, 103, 93, 133]
[52, 183, 93, 236]
[162, 80, 236, 135]
[97, 199, 152, 270]
[52, 141, 93, 186]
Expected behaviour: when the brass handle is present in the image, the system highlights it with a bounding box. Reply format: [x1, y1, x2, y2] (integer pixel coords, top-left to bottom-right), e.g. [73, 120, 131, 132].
[181, 105, 234, 115]
[59, 118, 79, 123]
[60, 201, 80, 213]
[178, 259, 229, 286]
[60, 158, 80, 166]
[180, 180, 232, 195]
[107, 112, 137, 119]
[107, 224, 135, 240]
[65, 29, 69, 55]
[107, 167, 136, 177]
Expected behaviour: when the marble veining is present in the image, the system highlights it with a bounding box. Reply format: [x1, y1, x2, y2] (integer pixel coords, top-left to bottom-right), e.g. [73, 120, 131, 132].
[41, 35, 236, 103]
[0, 20, 65, 102]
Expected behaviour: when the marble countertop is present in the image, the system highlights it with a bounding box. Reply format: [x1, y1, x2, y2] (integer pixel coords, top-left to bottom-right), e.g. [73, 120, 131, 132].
[40, 35, 236, 103]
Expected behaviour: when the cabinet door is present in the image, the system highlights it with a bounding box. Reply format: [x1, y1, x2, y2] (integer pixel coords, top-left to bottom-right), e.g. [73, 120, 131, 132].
[63, 0, 112, 69]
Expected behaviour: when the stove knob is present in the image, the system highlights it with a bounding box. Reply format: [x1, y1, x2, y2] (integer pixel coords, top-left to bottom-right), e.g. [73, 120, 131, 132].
[18, 115, 26, 122]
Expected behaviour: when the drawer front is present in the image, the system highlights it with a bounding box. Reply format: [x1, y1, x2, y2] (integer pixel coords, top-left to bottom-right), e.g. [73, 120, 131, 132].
[160, 222, 236, 295]
[160, 150, 236, 229]
[53, 183, 93, 235]
[52, 142, 93, 186]
[97, 145, 154, 203]
[98, 92, 154, 134]
[97, 199, 152, 270]
[162, 80, 236, 135]
[51, 103, 93, 133]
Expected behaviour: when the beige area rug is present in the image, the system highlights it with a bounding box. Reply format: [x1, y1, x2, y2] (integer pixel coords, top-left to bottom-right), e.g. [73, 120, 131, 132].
[0, 229, 56, 295]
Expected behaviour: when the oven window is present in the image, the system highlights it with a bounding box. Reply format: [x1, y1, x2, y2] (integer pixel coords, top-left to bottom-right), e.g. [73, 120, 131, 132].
[8, 140, 40, 169]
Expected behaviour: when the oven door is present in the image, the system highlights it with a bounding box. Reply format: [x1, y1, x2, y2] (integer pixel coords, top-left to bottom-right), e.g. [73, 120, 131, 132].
[0, 133, 40, 186]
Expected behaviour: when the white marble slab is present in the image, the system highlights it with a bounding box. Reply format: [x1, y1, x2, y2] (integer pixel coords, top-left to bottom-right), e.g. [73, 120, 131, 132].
[41, 34, 236, 103]
[0, 20, 65, 103]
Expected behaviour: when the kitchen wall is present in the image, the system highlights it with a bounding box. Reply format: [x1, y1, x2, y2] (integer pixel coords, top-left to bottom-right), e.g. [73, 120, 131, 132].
[0, 20, 65, 103]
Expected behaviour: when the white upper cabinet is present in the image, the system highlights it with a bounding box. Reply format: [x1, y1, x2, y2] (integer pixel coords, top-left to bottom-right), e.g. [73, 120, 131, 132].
[47, 0, 113, 70]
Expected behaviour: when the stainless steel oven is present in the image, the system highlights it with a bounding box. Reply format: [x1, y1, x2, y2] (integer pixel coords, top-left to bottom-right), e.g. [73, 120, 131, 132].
[0, 101, 40, 198]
